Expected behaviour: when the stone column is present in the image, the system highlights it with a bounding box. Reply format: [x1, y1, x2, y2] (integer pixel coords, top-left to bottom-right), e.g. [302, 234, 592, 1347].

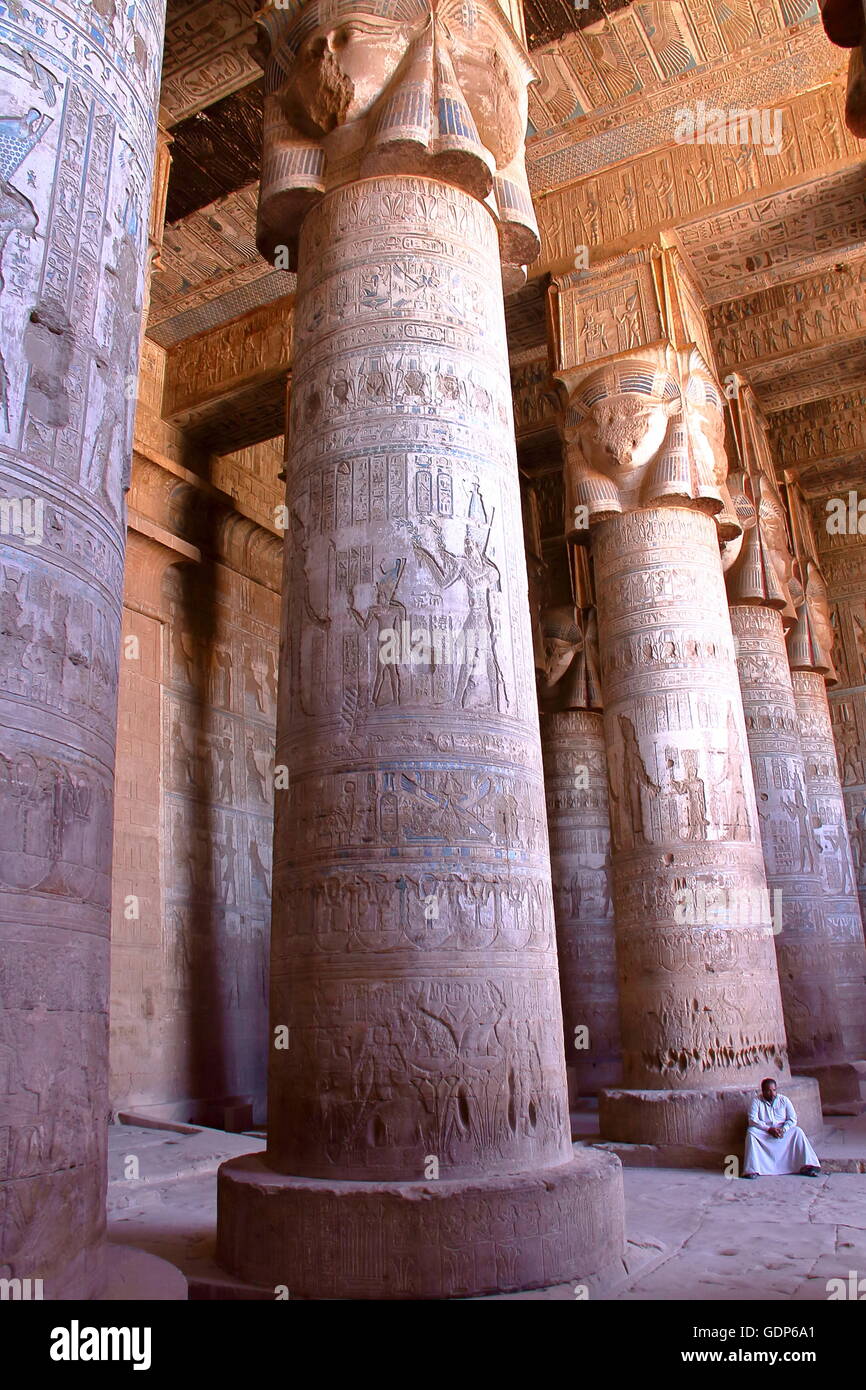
[217, 0, 623, 1300]
[532, 531, 619, 1101]
[787, 553, 866, 1107]
[553, 251, 821, 1156]
[541, 701, 619, 1101]
[0, 0, 167, 1297]
[724, 396, 866, 1109]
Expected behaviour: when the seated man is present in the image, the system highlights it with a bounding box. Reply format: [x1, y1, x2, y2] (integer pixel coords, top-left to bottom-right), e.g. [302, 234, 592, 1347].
[742, 1077, 821, 1178]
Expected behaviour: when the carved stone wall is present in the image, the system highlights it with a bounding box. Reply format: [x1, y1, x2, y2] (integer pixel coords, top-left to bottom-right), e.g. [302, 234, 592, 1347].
[110, 550, 278, 1126]
[111, 331, 282, 1125]
[0, 0, 166, 1297]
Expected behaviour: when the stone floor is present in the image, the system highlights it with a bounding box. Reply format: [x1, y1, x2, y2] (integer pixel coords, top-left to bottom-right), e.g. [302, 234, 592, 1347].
[106, 1114, 866, 1301]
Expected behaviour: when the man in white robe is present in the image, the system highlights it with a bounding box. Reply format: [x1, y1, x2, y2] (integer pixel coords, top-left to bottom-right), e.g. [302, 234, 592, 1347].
[742, 1077, 821, 1178]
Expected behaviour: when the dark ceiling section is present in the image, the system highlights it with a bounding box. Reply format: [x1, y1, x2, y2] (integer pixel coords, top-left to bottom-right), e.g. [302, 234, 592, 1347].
[505, 276, 550, 354]
[523, 0, 634, 47]
[165, 82, 264, 225]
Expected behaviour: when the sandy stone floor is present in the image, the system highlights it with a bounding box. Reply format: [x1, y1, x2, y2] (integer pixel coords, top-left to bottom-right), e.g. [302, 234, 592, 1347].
[105, 1118, 866, 1301]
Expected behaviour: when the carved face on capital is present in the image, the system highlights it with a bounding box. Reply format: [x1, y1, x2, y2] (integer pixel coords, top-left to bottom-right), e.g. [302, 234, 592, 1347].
[583, 394, 676, 473]
[276, 1, 529, 167]
[539, 607, 582, 691]
[759, 486, 795, 593]
[285, 14, 413, 135]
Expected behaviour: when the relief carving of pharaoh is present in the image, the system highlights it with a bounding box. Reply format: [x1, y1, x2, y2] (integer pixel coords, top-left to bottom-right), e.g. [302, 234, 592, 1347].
[254, 0, 540, 280]
[557, 351, 731, 537]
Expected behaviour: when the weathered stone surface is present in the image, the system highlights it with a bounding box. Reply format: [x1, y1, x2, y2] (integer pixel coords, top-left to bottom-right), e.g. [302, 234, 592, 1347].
[541, 707, 620, 1099]
[218, 1148, 624, 1299]
[0, 0, 166, 1298]
[215, 0, 624, 1297]
[599, 1077, 823, 1156]
[594, 505, 790, 1095]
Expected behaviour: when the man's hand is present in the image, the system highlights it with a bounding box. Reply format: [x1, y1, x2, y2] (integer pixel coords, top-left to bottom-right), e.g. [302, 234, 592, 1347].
[768, 1125, 783, 1138]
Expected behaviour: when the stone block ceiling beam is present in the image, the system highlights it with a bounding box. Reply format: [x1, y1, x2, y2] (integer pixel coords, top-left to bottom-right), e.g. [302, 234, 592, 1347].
[160, 0, 261, 126]
[162, 295, 295, 453]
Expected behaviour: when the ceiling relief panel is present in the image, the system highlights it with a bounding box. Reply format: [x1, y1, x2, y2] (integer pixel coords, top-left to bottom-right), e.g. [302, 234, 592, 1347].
[772, 389, 866, 473]
[705, 254, 866, 409]
[525, 0, 825, 182]
[674, 163, 866, 301]
[749, 341, 866, 413]
[161, 0, 261, 124]
[534, 79, 860, 274]
[148, 184, 296, 347]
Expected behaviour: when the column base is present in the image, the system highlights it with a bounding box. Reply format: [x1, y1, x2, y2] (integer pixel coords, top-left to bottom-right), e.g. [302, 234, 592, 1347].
[101, 1245, 188, 1301]
[599, 1077, 823, 1161]
[792, 1061, 866, 1115]
[567, 1060, 622, 1107]
[217, 1150, 624, 1299]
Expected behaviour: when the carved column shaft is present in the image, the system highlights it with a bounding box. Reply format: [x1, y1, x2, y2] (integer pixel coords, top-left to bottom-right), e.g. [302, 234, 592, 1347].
[541, 706, 619, 1097]
[596, 509, 789, 1095]
[0, 0, 166, 1296]
[791, 668, 866, 1060]
[553, 251, 822, 1152]
[731, 605, 859, 1063]
[269, 179, 569, 1183]
[216, 0, 624, 1295]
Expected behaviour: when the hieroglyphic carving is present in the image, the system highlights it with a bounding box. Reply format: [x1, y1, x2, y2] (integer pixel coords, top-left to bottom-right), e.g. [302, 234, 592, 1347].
[160, 0, 261, 125]
[674, 162, 866, 302]
[809, 507, 866, 925]
[708, 257, 866, 375]
[0, 0, 167, 1297]
[782, 479, 866, 1050]
[554, 266, 788, 1103]
[263, 174, 571, 1190]
[143, 557, 278, 1122]
[773, 387, 866, 467]
[593, 507, 789, 1089]
[541, 705, 619, 1099]
[732, 603, 866, 1063]
[164, 296, 295, 420]
[527, 5, 831, 179]
[534, 83, 862, 273]
[510, 349, 560, 440]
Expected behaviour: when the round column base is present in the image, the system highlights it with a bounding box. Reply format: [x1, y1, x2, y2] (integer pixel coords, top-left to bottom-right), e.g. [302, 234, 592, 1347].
[217, 1150, 624, 1299]
[567, 1059, 623, 1105]
[599, 1077, 823, 1156]
[792, 1061, 866, 1114]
